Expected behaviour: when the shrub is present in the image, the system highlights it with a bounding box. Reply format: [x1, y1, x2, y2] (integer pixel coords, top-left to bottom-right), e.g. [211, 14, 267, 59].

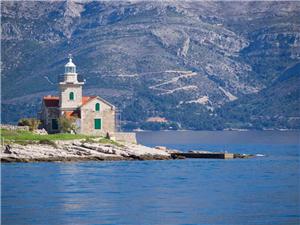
[18, 118, 40, 131]
[82, 137, 97, 143]
[18, 118, 30, 127]
[58, 115, 78, 133]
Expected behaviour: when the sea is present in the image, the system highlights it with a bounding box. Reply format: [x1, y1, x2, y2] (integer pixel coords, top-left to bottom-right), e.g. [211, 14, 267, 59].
[2, 131, 300, 225]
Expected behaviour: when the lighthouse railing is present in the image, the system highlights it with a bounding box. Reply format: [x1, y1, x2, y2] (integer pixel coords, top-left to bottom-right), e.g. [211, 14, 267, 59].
[57, 74, 84, 83]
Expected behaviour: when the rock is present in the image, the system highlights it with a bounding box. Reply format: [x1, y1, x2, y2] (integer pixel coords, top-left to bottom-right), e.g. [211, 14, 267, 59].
[33, 129, 48, 135]
[171, 154, 186, 159]
[1, 140, 172, 163]
[189, 150, 211, 153]
[166, 149, 181, 153]
[234, 153, 255, 159]
[130, 154, 171, 160]
[4, 145, 12, 154]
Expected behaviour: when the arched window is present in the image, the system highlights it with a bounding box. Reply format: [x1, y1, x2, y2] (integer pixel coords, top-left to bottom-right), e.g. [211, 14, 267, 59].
[69, 92, 74, 100]
[95, 103, 100, 111]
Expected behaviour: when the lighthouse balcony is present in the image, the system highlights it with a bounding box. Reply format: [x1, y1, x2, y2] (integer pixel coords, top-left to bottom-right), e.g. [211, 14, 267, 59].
[57, 74, 84, 83]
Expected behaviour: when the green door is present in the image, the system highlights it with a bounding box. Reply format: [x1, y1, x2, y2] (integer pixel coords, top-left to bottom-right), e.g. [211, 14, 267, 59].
[52, 119, 58, 130]
[94, 119, 102, 130]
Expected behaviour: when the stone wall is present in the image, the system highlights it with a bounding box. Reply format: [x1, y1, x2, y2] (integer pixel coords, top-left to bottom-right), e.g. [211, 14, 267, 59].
[59, 83, 83, 110]
[114, 132, 137, 144]
[40, 106, 60, 134]
[33, 128, 48, 135]
[80, 98, 115, 136]
[1, 124, 29, 131]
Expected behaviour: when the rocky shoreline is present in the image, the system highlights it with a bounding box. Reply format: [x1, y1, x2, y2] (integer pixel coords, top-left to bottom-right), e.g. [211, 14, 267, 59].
[1, 140, 175, 163]
[1, 139, 255, 163]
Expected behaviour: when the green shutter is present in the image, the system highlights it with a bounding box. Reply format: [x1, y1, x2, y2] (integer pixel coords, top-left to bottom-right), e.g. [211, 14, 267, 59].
[94, 119, 102, 129]
[69, 92, 74, 100]
[95, 103, 100, 111]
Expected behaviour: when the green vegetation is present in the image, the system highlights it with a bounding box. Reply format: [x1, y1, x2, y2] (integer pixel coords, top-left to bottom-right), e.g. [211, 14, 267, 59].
[140, 122, 179, 131]
[0, 129, 125, 147]
[98, 138, 124, 147]
[0, 129, 90, 142]
[1, 2, 299, 131]
[58, 115, 78, 133]
[82, 137, 124, 147]
[18, 118, 40, 131]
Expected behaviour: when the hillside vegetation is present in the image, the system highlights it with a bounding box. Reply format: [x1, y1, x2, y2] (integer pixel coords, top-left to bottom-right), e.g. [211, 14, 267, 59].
[1, 1, 300, 130]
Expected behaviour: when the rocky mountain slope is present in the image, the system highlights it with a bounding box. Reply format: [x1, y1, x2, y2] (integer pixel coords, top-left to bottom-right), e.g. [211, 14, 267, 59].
[1, 1, 300, 129]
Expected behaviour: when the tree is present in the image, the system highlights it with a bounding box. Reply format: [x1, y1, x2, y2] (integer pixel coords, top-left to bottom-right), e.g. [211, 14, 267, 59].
[58, 115, 78, 134]
[18, 118, 40, 131]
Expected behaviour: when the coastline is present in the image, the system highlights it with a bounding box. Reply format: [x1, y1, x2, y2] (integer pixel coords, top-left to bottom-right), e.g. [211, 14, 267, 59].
[133, 128, 300, 132]
[1, 140, 254, 163]
[1, 127, 262, 163]
[1, 140, 174, 163]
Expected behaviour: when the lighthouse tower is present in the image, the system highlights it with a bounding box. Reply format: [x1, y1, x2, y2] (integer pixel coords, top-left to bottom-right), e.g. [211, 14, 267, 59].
[59, 54, 84, 110]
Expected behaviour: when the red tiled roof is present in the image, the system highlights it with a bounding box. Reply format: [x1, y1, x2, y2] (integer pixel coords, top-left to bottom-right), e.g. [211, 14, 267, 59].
[82, 96, 97, 106]
[43, 96, 59, 107]
[63, 110, 80, 119]
[43, 96, 97, 108]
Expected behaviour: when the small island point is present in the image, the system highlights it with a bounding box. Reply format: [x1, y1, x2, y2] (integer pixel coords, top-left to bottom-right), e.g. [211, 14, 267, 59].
[1, 56, 253, 162]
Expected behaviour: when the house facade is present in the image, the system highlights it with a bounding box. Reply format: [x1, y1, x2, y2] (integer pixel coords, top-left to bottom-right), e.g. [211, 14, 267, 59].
[40, 55, 116, 135]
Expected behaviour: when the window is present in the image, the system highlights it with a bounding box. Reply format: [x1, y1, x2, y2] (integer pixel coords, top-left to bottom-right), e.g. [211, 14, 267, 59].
[69, 92, 74, 100]
[95, 103, 100, 111]
[65, 67, 76, 73]
[52, 119, 58, 130]
[94, 119, 102, 130]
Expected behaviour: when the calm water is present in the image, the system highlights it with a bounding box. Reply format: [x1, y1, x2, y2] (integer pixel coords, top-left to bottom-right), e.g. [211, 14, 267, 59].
[2, 131, 300, 225]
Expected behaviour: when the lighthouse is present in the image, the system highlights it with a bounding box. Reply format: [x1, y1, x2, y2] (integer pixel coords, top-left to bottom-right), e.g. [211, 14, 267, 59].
[59, 54, 85, 110]
[40, 54, 117, 136]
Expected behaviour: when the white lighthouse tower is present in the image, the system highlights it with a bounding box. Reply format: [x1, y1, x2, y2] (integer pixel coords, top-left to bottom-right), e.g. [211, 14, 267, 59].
[59, 54, 85, 110]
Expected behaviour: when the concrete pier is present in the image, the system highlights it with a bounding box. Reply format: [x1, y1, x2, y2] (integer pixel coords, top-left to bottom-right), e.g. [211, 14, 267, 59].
[171, 152, 235, 159]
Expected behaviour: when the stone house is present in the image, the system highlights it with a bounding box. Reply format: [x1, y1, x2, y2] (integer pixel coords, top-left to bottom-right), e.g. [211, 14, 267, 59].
[39, 55, 116, 136]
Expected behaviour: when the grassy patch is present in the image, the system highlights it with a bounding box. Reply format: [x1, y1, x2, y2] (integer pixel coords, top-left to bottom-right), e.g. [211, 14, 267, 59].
[98, 138, 124, 147]
[0, 129, 94, 142]
[0, 129, 125, 147]
[82, 137, 97, 143]
[81, 137, 124, 147]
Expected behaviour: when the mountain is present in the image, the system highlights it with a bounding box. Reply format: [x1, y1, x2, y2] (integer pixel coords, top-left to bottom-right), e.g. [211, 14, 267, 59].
[1, 1, 300, 130]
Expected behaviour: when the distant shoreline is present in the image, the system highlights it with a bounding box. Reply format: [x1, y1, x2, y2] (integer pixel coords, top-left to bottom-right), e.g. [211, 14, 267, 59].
[133, 128, 299, 132]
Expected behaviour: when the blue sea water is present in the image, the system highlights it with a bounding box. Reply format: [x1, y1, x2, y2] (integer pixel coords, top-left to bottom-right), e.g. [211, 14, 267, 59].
[2, 131, 300, 225]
